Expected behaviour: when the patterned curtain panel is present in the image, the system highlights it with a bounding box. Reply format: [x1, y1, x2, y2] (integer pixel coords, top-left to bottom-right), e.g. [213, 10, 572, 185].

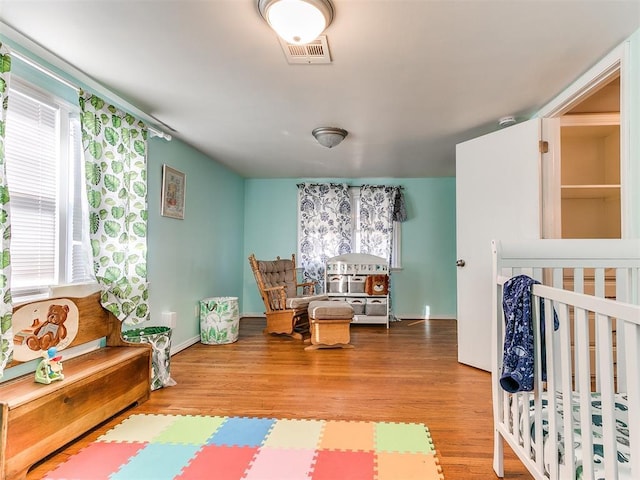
[359, 185, 399, 264]
[0, 44, 12, 378]
[298, 183, 352, 290]
[79, 92, 149, 325]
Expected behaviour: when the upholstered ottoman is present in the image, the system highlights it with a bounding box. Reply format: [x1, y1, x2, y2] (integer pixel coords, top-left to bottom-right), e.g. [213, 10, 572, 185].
[305, 301, 354, 351]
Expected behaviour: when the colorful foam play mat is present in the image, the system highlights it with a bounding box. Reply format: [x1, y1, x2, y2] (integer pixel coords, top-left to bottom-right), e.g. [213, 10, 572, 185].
[44, 414, 444, 479]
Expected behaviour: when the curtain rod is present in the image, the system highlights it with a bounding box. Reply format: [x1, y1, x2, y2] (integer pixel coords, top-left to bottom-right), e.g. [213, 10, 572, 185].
[296, 183, 404, 189]
[9, 47, 173, 141]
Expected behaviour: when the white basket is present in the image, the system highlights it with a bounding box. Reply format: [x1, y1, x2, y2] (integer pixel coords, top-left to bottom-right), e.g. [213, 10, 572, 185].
[199, 296, 239, 345]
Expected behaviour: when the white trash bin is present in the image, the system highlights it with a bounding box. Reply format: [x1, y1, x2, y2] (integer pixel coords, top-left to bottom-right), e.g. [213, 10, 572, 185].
[200, 296, 240, 344]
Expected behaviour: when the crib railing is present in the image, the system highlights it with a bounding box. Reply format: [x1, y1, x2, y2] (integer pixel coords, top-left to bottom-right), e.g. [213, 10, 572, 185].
[491, 239, 640, 480]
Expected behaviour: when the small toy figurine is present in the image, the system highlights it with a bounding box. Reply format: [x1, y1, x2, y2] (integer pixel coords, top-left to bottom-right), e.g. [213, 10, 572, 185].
[34, 347, 64, 384]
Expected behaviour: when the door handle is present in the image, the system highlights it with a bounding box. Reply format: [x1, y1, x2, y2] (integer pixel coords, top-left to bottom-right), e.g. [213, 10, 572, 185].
[456, 259, 466, 267]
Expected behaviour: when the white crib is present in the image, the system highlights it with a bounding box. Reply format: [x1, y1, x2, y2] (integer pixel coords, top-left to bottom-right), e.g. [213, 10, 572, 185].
[492, 239, 640, 480]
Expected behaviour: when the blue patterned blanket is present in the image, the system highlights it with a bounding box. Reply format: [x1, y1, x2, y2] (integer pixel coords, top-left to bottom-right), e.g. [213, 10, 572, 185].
[501, 275, 557, 393]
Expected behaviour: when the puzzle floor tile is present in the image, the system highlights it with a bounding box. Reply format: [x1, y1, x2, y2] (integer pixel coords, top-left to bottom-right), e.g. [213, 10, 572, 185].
[377, 452, 444, 480]
[320, 420, 375, 451]
[376, 422, 436, 454]
[262, 418, 324, 449]
[312, 449, 375, 480]
[43, 442, 145, 480]
[244, 447, 316, 480]
[111, 443, 202, 480]
[208, 416, 276, 447]
[44, 414, 445, 480]
[99, 413, 177, 443]
[176, 445, 257, 480]
[154, 414, 225, 444]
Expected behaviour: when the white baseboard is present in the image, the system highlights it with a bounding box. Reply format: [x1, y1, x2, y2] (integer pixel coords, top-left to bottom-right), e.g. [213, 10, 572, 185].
[170, 335, 200, 356]
[240, 312, 266, 318]
[394, 314, 456, 320]
[167, 315, 266, 356]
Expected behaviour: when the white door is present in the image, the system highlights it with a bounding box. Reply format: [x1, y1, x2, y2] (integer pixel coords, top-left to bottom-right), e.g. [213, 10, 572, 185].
[456, 119, 542, 371]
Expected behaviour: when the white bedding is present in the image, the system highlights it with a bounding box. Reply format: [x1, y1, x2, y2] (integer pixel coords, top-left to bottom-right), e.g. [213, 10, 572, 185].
[517, 392, 631, 480]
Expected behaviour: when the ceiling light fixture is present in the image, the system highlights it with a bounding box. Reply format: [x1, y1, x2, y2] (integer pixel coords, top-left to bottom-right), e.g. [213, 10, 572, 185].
[258, 0, 334, 45]
[312, 127, 348, 148]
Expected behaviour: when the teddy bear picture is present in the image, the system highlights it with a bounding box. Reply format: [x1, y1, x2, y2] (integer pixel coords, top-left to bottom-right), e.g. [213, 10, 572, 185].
[26, 304, 69, 351]
[12, 299, 79, 362]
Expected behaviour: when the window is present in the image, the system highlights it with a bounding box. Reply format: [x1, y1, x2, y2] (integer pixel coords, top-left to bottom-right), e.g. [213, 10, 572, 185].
[350, 187, 402, 269]
[297, 184, 402, 274]
[4, 78, 93, 299]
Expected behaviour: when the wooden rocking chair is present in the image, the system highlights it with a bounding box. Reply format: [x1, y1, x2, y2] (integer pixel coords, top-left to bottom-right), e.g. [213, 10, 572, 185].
[248, 253, 327, 339]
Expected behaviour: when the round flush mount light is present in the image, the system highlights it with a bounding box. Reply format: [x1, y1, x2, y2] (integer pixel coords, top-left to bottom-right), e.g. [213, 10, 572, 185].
[312, 127, 348, 148]
[258, 0, 334, 45]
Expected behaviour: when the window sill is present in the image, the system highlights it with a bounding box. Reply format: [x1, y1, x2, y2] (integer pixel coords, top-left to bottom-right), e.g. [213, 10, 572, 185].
[13, 281, 100, 306]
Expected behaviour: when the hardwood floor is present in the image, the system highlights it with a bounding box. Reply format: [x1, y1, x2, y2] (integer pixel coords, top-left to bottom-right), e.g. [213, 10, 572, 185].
[27, 318, 532, 479]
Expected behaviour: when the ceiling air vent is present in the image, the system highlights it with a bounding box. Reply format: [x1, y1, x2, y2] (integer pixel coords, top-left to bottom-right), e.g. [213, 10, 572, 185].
[279, 35, 332, 64]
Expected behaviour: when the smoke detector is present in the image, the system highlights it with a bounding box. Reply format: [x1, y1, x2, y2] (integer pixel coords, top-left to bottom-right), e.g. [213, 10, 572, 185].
[498, 116, 516, 128]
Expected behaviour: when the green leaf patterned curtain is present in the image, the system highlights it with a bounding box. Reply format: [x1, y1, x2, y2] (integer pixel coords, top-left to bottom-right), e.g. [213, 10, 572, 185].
[0, 44, 12, 378]
[79, 92, 149, 325]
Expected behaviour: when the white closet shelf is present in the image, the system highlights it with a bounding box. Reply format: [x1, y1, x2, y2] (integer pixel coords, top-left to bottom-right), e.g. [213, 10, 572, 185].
[561, 185, 620, 199]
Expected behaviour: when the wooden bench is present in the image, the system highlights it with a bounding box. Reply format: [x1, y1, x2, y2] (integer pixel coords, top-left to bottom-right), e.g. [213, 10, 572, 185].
[0, 291, 152, 480]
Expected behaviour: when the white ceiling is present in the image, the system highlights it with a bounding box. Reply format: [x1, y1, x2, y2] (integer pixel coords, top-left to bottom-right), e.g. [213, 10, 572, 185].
[0, 1, 638, 178]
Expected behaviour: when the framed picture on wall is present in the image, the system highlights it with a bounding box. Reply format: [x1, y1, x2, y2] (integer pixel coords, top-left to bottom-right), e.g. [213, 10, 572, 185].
[161, 164, 186, 219]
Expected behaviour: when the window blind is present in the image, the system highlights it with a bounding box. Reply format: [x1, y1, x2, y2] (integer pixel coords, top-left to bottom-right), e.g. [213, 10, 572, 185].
[5, 89, 58, 293]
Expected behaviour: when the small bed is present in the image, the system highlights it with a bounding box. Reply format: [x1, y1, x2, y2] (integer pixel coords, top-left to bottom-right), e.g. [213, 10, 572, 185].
[491, 239, 640, 480]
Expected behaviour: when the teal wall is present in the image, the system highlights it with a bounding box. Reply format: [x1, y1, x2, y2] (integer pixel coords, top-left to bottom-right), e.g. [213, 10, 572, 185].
[243, 178, 457, 319]
[393, 178, 457, 318]
[147, 139, 245, 349]
[243, 179, 299, 317]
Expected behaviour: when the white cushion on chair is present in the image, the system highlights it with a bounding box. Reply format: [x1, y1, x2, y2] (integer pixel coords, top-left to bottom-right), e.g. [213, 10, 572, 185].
[286, 294, 329, 310]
